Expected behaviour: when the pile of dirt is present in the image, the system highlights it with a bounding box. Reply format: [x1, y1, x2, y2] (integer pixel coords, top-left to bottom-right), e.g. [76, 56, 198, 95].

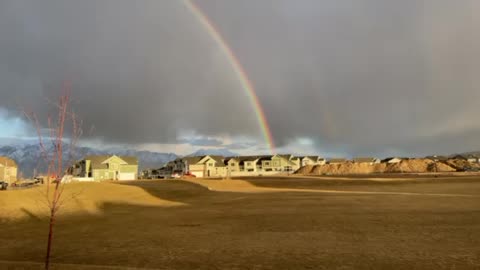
[295, 165, 315, 174]
[298, 159, 458, 175]
[430, 161, 459, 172]
[445, 159, 480, 171]
[311, 162, 386, 175]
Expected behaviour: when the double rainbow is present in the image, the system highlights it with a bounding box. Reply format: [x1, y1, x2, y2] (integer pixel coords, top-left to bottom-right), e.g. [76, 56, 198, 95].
[184, 0, 276, 154]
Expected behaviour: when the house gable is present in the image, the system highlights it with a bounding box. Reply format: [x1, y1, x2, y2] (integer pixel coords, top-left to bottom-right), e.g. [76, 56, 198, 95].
[102, 155, 128, 166]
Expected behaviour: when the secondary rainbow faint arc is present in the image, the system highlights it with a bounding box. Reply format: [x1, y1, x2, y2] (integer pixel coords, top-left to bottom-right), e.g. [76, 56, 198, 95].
[184, 0, 276, 154]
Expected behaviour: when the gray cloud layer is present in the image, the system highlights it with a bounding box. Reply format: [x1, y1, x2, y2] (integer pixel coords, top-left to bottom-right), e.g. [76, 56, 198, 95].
[1, 0, 479, 155]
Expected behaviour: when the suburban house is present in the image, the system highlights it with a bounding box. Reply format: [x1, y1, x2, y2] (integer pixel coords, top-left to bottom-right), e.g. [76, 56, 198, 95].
[155, 154, 306, 178]
[382, 157, 404, 164]
[226, 157, 243, 173]
[271, 154, 298, 172]
[71, 155, 139, 181]
[328, 158, 348, 164]
[353, 157, 380, 165]
[167, 155, 227, 178]
[426, 155, 449, 162]
[241, 157, 261, 172]
[227, 156, 273, 173]
[259, 156, 275, 171]
[293, 156, 327, 167]
[151, 153, 328, 179]
[465, 155, 479, 163]
[467, 157, 480, 163]
[190, 155, 227, 177]
[0, 156, 18, 184]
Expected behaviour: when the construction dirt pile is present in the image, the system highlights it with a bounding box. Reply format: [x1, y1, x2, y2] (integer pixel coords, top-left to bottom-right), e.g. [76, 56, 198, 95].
[298, 159, 459, 175]
[295, 165, 315, 174]
[383, 159, 456, 173]
[445, 159, 480, 171]
[311, 162, 386, 175]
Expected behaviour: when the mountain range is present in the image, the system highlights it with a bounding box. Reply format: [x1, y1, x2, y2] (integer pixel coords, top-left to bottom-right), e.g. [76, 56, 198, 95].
[0, 142, 240, 177]
[0, 143, 177, 177]
[187, 148, 239, 157]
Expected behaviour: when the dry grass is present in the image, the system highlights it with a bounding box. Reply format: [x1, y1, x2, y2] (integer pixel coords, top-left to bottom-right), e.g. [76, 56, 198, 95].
[0, 182, 184, 221]
[1, 177, 480, 269]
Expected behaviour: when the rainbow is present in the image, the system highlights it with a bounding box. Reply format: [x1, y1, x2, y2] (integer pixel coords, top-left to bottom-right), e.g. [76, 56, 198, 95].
[184, 0, 276, 154]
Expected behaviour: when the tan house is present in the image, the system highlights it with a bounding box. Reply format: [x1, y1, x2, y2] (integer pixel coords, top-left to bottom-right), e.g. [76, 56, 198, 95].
[165, 154, 314, 178]
[242, 157, 261, 172]
[271, 154, 297, 172]
[353, 157, 380, 165]
[259, 156, 274, 172]
[226, 157, 242, 172]
[382, 157, 404, 164]
[180, 155, 227, 178]
[0, 156, 18, 184]
[71, 155, 138, 181]
[293, 156, 327, 167]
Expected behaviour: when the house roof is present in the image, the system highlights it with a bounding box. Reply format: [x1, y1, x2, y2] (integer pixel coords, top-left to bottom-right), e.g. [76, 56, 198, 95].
[450, 155, 476, 160]
[84, 155, 110, 169]
[242, 156, 260, 162]
[208, 155, 226, 167]
[258, 156, 273, 162]
[120, 156, 139, 165]
[300, 156, 319, 161]
[274, 154, 292, 160]
[329, 158, 347, 163]
[0, 156, 17, 167]
[426, 155, 449, 161]
[182, 156, 203, 165]
[382, 157, 404, 162]
[84, 155, 138, 169]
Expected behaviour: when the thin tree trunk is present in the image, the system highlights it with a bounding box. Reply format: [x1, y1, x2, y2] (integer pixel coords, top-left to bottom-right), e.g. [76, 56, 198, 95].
[45, 208, 56, 270]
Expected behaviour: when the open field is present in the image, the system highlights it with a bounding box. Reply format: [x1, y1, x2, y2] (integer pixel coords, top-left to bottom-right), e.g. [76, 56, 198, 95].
[1, 176, 480, 269]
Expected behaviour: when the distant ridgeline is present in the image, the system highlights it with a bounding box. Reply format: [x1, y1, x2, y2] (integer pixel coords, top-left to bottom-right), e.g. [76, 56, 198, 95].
[0, 144, 177, 177]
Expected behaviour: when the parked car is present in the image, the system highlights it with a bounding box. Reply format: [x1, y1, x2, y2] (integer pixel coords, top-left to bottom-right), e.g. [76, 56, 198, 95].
[183, 172, 197, 178]
[33, 177, 44, 184]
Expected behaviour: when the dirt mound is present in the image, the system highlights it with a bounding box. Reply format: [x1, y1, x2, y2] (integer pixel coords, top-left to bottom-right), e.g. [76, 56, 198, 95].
[311, 162, 386, 175]
[445, 159, 480, 171]
[296, 165, 315, 174]
[431, 161, 458, 172]
[385, 159, 428, 173]
[298, 159, 457, 175]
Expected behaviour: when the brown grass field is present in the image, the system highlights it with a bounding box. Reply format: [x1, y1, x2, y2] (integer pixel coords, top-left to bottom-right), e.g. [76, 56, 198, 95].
[1, 176, 480, 269]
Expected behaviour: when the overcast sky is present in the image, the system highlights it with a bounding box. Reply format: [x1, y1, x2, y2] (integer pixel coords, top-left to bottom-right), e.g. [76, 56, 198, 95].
[0, 0, 479, 157]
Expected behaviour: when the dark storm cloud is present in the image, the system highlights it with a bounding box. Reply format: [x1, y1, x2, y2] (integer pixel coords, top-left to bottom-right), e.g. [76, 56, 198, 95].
[1, 0, 480, 156]
[197, 0, 480, 155]
[0, 0, 259, 144]
[224, 142, 256, 150]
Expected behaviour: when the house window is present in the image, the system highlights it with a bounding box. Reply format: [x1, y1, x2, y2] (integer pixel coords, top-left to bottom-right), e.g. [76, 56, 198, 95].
[230, 163, 234, 167]
[265, 162, 270, 166]
[208, 163, 213, 167]
[246, 162, 251, 166]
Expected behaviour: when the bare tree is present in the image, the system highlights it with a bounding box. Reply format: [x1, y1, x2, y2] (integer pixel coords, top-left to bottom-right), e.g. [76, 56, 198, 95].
[24, 82, 82, 270]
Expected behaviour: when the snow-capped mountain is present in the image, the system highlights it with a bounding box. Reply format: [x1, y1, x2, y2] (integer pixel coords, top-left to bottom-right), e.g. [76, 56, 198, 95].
[0, 143, 177, 177]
